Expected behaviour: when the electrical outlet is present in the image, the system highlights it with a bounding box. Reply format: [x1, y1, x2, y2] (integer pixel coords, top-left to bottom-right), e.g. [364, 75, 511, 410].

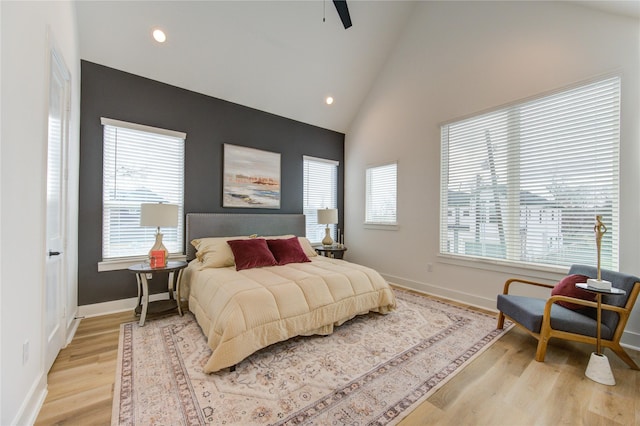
[23, 340, 29, 364]
[146, 273, 153, 279]
[427, 263, 433, 272]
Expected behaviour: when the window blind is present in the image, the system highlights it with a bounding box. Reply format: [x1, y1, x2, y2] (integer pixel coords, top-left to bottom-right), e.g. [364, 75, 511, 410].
[102, 118, 185, 260]
[440, 77, 620, 269]
[303, 155, 338, 243]
[366, 162, 398, 225]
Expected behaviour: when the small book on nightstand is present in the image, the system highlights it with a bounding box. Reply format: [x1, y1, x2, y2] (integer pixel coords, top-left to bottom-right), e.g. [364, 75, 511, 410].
[150, 250, 166, 268]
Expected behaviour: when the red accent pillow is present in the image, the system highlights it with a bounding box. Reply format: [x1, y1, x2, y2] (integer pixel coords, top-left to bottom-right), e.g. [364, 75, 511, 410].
[551, 274, 594, 310]
[266, 237, 311, 265]
[227, 239, 278, 271]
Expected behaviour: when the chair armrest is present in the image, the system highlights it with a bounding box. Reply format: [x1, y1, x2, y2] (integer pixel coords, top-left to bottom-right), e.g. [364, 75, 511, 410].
[503, 278, 555, 295]
[543, 296, 626, 316]
[595, 302, 626, 314]
[545, 295, 597, 310]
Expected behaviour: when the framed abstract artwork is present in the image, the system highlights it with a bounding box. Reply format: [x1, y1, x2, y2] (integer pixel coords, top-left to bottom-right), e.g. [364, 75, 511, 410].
[223, 144, 281, 209]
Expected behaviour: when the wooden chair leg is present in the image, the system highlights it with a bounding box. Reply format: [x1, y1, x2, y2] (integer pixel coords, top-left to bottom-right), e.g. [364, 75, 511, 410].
[610, 344, 640, 370]
[535, 336, 549, 362]
[497, 312, 505, 329]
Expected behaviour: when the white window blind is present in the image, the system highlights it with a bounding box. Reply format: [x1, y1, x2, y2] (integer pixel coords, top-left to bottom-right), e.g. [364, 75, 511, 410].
[440, 77, 620, 269]
[303, 155, 338, 243]
[102, 118, 185, 260]
[366, 162, 397, 225]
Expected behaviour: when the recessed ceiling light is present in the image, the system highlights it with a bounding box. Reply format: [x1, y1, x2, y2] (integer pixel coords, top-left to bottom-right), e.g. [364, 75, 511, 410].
[153, 29, 166, 43]
[325, 96, 334, 105]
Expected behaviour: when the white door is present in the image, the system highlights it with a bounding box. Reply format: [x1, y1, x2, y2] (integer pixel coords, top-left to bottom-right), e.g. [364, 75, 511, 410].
[45, 46, 70, 372]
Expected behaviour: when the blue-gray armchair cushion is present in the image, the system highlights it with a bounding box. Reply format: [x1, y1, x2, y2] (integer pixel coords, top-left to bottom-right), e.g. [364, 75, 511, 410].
[497, 294, 612, 339]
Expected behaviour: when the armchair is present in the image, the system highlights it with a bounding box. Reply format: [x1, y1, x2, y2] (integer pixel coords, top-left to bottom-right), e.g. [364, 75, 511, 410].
[496, 264, 639, 370]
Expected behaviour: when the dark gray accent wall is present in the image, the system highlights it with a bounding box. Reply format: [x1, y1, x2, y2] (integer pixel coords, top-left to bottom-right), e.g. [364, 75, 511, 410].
[79, 60, 344, 305]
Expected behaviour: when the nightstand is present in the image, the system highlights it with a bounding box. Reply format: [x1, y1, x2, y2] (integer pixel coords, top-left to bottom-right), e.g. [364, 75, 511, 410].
[314, 245, 348, 260]
[127, 260, 188, 326]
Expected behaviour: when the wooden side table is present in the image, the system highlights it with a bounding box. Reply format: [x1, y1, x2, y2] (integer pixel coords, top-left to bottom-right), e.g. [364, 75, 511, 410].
[314, 245, 347, 260]
[128, 260, 188, 326]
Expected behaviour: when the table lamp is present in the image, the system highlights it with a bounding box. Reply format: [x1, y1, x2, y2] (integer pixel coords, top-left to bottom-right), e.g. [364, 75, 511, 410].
[317, 208, 338, 246]
[140, 202, 178, 267]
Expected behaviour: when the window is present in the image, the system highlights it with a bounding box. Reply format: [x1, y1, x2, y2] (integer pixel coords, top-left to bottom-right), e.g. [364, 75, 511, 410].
[102, 118, 185, 261]
[440, 77, 620, 269]
[366, 162, 397, 225]
[303, 156, 338, 243]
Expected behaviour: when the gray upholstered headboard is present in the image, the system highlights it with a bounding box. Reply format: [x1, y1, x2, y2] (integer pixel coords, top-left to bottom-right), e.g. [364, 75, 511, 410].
[185, 213, 306, 261]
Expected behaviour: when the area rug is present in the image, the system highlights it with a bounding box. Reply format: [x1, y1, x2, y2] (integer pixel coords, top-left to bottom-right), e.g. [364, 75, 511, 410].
[112, 288, 512, 425]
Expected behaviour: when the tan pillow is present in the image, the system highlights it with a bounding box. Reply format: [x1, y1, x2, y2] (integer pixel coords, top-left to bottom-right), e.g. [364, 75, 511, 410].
[297, 237, 318, 258]
[191, 236, 251, 268]
[258, 235, 317, 258]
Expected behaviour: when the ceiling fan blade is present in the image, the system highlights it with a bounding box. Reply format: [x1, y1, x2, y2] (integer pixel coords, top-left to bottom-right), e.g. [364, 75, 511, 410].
[333, 0, 352, 29]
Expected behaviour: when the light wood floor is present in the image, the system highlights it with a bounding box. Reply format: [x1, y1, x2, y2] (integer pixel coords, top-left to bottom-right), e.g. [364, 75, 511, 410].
[35, 301, 639, 425]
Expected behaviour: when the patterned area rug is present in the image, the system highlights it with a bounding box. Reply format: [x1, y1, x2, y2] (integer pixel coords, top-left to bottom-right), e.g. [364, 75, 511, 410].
[112, 289, 512, 425]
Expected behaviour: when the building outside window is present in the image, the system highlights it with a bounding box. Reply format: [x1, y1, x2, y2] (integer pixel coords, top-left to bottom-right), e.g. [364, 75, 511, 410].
[366, 162, 398, 226]
[440, 77, 620, 269]
[101, 118, 185, 262]
[303, 156, 339, 243]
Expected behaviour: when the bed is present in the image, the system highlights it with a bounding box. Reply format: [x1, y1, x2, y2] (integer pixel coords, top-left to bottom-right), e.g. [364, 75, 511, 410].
[182, 213, 397, 373]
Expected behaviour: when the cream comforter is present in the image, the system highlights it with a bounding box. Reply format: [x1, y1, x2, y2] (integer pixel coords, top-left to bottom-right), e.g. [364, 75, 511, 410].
[184, 256, 396, 373]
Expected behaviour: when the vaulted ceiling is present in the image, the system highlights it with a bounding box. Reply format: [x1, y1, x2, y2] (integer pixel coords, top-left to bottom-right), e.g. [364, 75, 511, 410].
[75, 1, 639, 134]
[76, 1, 417, 133]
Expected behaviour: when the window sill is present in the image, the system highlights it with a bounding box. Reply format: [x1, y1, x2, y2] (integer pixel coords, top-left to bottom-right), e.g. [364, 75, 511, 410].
[98, 254, 187, 272]
[363, 223, 399, 231]
[437, 253, 568, 280]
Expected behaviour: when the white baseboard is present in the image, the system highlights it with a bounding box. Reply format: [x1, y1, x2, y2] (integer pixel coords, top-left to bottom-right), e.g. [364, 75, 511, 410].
[65, 314, 80, 347]
[77, 292, 171, 318]
[13, 372, 47, 426]
[621, 329, 640, 351]
[383, 272, 497, 312]
[383, 273, 640, 353]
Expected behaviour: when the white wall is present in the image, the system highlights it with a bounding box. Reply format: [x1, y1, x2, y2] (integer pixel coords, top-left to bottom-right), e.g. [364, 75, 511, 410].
[0, 1, 80, 424]
[346, 1, 640, 346]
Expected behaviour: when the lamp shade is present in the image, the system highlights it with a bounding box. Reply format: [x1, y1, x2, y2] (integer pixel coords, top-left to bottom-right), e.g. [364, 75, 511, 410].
[317, 208, 338, 225]
[140, 203, 178, 227]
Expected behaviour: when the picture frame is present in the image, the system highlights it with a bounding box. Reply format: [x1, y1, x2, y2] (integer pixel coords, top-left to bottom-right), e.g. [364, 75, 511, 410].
[223, 144, 281, 209]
